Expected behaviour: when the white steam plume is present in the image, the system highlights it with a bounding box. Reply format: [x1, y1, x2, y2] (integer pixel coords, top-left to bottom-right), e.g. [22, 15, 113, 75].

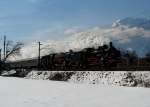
[9, 20, 150, 60]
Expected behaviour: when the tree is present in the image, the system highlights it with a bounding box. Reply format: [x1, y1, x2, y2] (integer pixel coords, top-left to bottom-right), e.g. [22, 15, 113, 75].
[124, 50, 138, 66]
[3, 41, 23, 62]
[145, 52, 150, 58]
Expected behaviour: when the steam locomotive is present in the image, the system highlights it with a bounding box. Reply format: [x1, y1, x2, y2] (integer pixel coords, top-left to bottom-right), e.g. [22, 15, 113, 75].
[6, 42, 121, 71]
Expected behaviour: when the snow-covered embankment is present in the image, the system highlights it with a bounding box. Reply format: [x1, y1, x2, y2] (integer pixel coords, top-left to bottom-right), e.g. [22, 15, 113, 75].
[25, 71, 150, 87]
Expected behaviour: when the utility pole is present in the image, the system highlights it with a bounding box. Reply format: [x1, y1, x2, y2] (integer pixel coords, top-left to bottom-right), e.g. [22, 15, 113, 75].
[38, 42, 42, 70]
[0, 49, 1, 61]
[3, 35, 6, 60]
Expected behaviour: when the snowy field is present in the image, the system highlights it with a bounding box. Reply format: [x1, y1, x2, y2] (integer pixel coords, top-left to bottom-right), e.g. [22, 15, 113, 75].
[0, 76, 150, 107]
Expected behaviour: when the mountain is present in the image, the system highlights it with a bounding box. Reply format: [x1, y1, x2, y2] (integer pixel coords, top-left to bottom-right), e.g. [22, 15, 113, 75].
[113, 17, 150, 56]
[113, 17, 150, 30]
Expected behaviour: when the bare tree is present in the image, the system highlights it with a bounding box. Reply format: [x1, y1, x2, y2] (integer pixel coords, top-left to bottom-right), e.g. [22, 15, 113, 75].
[3, 41, 23, 62]
[145, 52, 150, 58]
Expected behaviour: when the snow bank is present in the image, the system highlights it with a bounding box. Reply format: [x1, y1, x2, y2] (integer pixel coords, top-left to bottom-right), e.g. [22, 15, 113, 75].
[69, 71, 150, 87]
[25, 71, 150, 87]
[25, 71, 75, 81]
[1, 70, 16, 76]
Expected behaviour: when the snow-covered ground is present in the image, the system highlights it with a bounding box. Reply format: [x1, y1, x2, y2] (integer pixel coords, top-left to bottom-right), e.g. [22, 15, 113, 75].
[0, 76, 150, 107]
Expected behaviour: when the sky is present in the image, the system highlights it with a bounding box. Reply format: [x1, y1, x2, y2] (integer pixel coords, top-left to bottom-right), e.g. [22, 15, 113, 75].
[0, 0, 150, 43]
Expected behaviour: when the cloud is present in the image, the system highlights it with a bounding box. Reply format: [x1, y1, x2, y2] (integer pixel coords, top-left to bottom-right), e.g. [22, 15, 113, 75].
[64, 27, 84, 35]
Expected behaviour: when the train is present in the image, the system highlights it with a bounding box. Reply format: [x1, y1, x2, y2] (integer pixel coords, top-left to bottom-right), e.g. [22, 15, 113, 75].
[5, 42, 120, 71]
[4, 42, 150, 71]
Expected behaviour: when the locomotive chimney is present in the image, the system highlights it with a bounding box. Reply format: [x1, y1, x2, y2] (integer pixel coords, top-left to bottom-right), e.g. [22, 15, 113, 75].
[109, 42, 113, 48]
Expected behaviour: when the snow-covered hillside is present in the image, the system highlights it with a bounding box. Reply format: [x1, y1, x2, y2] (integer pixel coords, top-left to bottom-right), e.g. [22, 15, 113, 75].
[0, 76, 149, 107]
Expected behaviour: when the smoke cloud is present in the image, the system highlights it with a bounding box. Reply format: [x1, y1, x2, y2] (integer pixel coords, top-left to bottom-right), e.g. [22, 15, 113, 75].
[9, 18, 150, 60]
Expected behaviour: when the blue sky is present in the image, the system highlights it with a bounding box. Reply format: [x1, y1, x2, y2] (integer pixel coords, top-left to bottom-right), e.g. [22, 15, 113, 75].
[0, 0, 150, 42]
